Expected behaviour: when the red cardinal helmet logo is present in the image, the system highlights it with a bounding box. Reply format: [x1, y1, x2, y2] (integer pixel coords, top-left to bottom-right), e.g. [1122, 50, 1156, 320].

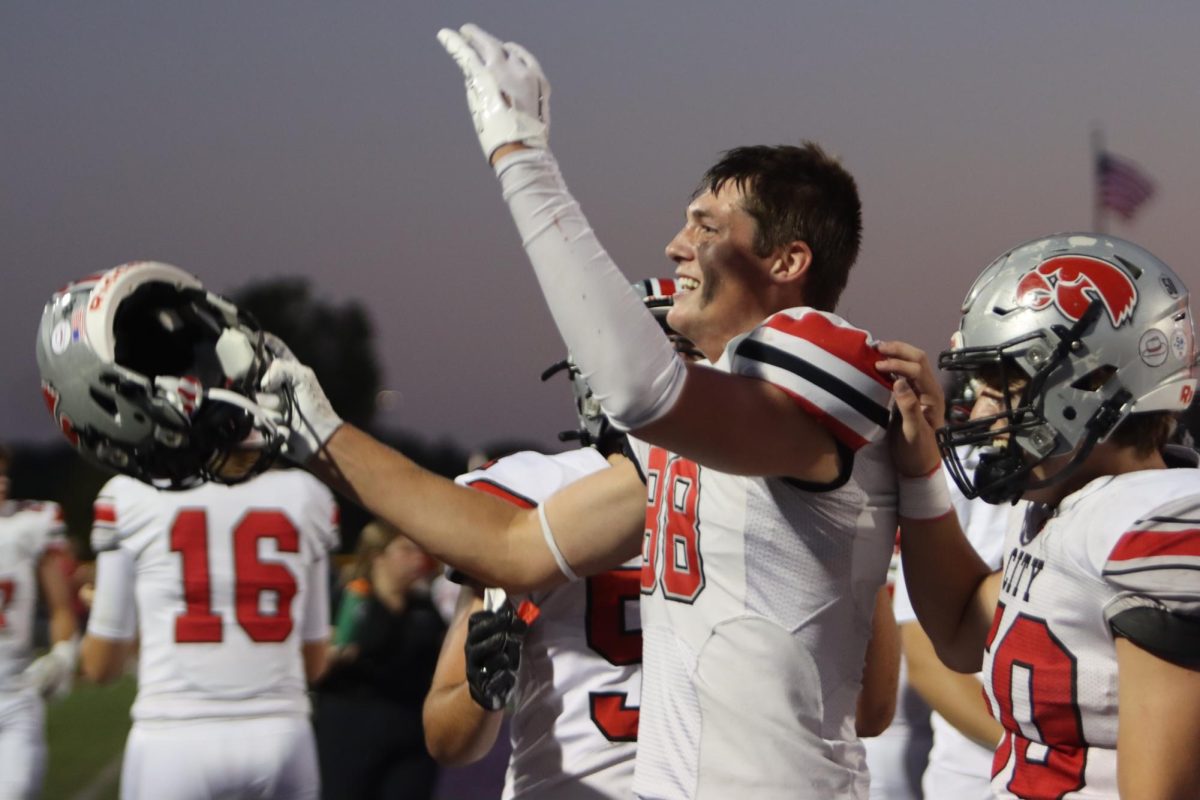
[1014, 255, 1138, 328]
[41, 381, 80, 447]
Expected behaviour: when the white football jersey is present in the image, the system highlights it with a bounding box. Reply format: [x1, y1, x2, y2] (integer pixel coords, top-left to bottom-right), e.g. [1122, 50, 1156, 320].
[983, 465, 1200, 799]
[86, 470, 339, 722]
[0, 500, 66, 690]
[627, 308, 898, 799]
[456, 448, 640, 800]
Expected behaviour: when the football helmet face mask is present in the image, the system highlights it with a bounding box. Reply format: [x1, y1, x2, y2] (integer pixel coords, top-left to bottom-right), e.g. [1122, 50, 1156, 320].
[543, 279, 692, 453]
[937, 234, 1197, 504]
[36, 262, 287, 489]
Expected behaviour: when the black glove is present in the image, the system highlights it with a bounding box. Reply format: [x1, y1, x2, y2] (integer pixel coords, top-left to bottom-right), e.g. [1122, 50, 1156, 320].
[465, 606, 529, 711]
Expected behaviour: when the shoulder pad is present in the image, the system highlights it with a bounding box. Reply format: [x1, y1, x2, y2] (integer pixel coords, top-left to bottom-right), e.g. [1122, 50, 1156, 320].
[1110, 605, 1200, 668]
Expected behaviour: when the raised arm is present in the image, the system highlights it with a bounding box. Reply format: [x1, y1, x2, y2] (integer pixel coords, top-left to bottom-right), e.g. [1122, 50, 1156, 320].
[309, 425, 644, 591]
[257, 356, 645, 593]
[877, 340, 995, 672]
[437, 24, 883, 484]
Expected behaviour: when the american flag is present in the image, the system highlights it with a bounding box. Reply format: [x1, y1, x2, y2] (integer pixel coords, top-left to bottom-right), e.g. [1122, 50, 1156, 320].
[1097, 151, 1156, 220]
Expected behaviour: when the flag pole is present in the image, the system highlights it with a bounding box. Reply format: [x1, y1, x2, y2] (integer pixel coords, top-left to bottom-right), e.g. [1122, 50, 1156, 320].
[1091, 125, 1106, 234]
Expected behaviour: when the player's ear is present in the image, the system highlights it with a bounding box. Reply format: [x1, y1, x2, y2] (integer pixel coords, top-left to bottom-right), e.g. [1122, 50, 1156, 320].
[769, 240, 812, 286]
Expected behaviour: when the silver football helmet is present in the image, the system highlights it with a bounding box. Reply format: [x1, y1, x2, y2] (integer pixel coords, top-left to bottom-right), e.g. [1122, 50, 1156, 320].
[35, 262, 287, 488]
[543, 279, 690, 453]
[938, 233, 1197, 503]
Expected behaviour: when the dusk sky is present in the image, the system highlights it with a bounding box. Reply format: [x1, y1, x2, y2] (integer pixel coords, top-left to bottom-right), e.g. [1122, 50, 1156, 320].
[4, 2, 1198, 452]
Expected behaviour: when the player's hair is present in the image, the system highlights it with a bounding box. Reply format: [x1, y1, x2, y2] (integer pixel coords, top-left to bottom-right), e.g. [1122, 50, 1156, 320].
[0, 442, 9, 469]
[700, 142, 862, 312]
[1109, 411, 1177, 457]
[351, 519, 404, 582]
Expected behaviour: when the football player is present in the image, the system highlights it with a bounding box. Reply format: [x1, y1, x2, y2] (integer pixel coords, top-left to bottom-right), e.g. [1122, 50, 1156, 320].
[882, 233, 1200, 798]
[423, 287, 899, 800]
[0, 443, 79, 800]
[80, 467, 339, 800]
[425, 445, 641, 800]
[260, 24, 905, 798]
[422, 293, 659, 800]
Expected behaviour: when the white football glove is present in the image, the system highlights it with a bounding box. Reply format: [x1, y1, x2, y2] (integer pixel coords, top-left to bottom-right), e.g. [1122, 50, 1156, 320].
[23, 637, 78, 700]
[259, 356, 343, 463]
[437, 23, 550, 160]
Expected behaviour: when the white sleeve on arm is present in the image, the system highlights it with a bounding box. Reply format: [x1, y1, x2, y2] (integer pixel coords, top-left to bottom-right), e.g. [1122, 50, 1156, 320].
[495, 148, 686, 431]
[86, 549, 138, 640]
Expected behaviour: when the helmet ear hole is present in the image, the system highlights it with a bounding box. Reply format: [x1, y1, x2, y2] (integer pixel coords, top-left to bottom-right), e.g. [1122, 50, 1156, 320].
[1070, 365, 1117, 393]
[88, 388, 119, 419]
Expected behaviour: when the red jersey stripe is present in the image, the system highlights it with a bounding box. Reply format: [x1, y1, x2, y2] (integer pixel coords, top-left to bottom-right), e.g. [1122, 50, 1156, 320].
[1109, 529, 1200, 562]
[763, 312, 892, 390]
[466, 479, 537, 509]
[93, 503, 117, 523]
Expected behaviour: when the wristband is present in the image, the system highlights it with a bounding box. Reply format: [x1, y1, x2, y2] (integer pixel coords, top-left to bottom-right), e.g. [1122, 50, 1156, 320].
[538, 504, 580, 582]
[898, 466, 953, 520]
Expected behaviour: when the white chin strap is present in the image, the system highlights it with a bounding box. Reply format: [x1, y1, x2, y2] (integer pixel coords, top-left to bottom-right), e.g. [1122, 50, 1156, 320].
[204, 388, 285, 447]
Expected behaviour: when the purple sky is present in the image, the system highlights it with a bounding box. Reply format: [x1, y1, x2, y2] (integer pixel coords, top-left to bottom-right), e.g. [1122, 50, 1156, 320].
[4, 2, 1198, 452]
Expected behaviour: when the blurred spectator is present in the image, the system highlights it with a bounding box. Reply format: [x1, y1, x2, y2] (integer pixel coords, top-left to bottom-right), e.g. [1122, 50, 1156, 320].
[0, 443, 79, 799]
[315, 521, 446, 800]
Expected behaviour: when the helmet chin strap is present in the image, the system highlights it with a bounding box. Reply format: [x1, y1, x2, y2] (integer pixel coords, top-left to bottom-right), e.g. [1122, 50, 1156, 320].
[204, 387, 283, 444]
[972, 386, 1132, 505]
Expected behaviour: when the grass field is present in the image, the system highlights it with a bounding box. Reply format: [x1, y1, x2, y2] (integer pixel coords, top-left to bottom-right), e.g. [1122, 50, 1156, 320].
[43, 675, 136, 800]
[36, 675, 502, 799]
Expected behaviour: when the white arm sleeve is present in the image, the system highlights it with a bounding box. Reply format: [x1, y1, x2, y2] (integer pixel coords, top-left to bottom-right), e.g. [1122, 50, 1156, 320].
[301, 552, 331, 642]
[495, 148, 687, 431]
[86, 549, 138, 640]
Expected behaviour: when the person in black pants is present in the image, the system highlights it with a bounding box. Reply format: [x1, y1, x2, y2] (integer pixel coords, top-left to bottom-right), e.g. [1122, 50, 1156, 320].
[315, 520, 447, 800]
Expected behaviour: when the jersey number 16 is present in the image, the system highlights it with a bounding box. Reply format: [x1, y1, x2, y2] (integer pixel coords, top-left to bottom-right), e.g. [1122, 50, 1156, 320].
[170, 509, 300, 644]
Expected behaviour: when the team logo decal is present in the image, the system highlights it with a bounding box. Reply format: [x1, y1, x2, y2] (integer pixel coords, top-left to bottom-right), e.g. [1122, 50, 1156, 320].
[1172, 327, 1190, 361]
[1139, 330, 1168, 367]
[41, 381, 79, 447]
[1014, 255, 1137, 328]
[50, 321, 71, 355]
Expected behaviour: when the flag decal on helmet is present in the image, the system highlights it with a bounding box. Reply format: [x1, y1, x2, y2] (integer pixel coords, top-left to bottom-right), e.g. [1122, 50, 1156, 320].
[1014, 255, 1138, 328]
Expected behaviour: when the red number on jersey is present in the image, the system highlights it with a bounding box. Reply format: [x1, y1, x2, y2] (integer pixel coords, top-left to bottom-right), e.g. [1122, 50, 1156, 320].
[171, 509, 300, 644]
[586, 567, 641, 741]
[986, 607, 1086, 798]
[234, 511, 299, 642]
[641, 447, 705, 603]
[0, 579, 15, 633]
[171, 510, 223, 643]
